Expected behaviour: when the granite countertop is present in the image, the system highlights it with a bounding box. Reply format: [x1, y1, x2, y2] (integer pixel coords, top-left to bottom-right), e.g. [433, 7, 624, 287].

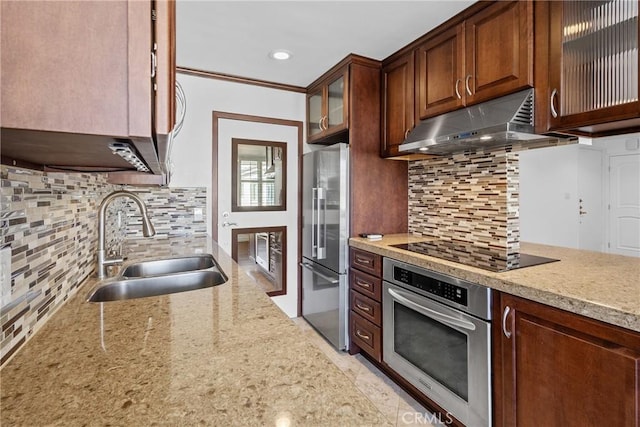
[350, 234, 640, 333]
[0, 236, 391, 426]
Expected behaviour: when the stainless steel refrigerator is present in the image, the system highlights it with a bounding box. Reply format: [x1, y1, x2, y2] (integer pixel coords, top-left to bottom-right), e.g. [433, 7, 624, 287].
[301, 143, 349, 350]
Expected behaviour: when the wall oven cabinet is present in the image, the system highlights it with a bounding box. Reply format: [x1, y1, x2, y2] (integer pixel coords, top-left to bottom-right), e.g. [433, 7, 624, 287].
[382, 258, 492, 427]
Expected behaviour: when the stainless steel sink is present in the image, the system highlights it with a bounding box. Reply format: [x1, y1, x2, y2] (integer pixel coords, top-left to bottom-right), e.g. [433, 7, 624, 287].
[87, 254, 228, 303]
[121, 254, 216, 277]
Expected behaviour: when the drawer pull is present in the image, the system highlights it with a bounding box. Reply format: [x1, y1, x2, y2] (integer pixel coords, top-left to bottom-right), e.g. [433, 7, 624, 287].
[355, 279, 371, 289]
[355, 329, 370, 340]
[355, 256, 372, 265]
[355, 303, 371, 312]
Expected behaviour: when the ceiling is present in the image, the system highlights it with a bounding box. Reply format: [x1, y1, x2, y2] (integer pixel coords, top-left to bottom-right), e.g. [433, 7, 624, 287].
[176, 1, 475, 88]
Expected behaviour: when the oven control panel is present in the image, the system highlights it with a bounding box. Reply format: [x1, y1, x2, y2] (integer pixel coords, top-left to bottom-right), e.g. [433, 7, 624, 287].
[393, 266, 468, 306]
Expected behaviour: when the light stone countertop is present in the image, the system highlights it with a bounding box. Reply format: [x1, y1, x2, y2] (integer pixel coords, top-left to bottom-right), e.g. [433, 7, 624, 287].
[350, 234, 640, 333]
[0, 236, 391, 426]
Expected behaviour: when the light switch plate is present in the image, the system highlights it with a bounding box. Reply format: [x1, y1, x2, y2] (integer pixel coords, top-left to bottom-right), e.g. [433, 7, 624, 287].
[193, 208, 203, 222]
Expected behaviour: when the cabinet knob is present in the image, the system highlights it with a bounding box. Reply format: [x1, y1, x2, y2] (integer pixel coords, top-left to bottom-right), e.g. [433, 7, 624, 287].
[502, 306, 512, 338]
[465, 74, 473, 96]
[455, 79, 462, 99]
[550, 89, 559, 118]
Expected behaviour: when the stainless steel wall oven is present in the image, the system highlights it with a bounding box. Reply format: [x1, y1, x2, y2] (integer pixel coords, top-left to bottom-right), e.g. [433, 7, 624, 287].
[382, 258, 492, 426]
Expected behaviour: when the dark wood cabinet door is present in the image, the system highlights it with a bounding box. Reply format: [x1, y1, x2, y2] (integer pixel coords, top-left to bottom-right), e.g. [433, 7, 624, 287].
[306, 67, 349, 144]
[1, 1, 137, 137]
[495, 293, 640, 427]
[416, 23, 465, 120]
[464, 1, 533, 106]
[546, 0, 640, 135]
[381, 52, 415, 158]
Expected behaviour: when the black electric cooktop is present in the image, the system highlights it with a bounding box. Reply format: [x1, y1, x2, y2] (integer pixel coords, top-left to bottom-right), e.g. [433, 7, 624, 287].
[391, 241, 559, 273]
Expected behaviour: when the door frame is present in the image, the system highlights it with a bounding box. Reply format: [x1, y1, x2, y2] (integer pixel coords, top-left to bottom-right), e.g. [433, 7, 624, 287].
[212, 111, 304, 315]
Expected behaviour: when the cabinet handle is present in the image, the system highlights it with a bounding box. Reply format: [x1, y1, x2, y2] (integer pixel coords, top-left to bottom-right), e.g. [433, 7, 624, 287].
[355, 256, 372, 265]
[502, 306, 512, 339]
[356, 279, 371, 289]
[355, 303, 371, 312]
[404, 128, 411, 139]
[465, 74, 473, 96]
[322, 116, 328, 130]
[150, 51, 157, 78]
[550, 89, 559, 118]
[455, 79, 462, 99]
[356, 329, 370, 340]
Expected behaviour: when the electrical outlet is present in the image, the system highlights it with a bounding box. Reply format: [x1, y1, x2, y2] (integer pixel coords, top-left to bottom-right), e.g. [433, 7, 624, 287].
[193, 208, 203, 222]
[0, 246, 12, 308]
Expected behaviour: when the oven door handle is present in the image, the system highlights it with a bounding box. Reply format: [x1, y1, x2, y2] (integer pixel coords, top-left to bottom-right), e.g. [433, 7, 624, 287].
[388, 288, 476, 331]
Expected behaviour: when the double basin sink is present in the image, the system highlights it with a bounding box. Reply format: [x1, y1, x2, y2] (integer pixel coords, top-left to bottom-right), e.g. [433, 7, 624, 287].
[87, 254, 228, 303]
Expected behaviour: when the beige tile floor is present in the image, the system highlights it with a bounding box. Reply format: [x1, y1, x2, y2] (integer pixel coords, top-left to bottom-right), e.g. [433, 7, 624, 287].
[292, 317, 444, 427]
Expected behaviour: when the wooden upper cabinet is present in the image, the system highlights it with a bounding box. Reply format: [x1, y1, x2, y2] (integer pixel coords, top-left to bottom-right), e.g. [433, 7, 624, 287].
[415, 1, 533, 121]
[416, 23, 465, 121]
[0, 0, 175, 178]
[381, 51, 415, 157]
[465, 0, 533, 105]
[493, 292, 640, 427]
[544, 0, 640, 136]
[306, 67, 349, 143]
[1, 1, 139, 137]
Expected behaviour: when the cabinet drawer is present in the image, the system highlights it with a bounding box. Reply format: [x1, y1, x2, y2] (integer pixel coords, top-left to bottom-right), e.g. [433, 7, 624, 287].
[350, 311, 382, 363]
[350, 290, 382, 326]
[350, 248, 382, 277]
[350, 268, 382, 301]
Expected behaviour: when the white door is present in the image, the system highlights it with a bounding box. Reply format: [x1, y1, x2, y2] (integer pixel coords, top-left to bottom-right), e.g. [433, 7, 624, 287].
[216, 117, 299, 316]
[608, 154, 640, 257]
[577, 147, 604, 252]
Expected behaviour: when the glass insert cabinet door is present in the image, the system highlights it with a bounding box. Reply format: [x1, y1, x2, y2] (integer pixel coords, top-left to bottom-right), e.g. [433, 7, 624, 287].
[326, 74, 346, 130]
[308, 89, 323, 138]
[550, 0, 638, 121]
[231, 139, 287, 212]
[306, 67, 348, 141]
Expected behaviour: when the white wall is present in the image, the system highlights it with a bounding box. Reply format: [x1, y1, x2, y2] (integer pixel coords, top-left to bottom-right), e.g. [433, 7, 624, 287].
[519, 144, 581, 247]
[170, 75, 305, 192]
[520, 133, 640, 253]
[169, 74, 305, 317]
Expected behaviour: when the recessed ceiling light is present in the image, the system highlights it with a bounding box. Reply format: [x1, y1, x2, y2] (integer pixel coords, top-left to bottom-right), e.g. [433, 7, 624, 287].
[480, 135, 493, 141]
[269, 49, 292, 60]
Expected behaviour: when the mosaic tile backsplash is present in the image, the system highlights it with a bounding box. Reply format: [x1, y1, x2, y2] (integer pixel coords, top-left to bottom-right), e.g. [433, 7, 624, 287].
[408, 148, 521, 271]
[0, 165, 206, 366]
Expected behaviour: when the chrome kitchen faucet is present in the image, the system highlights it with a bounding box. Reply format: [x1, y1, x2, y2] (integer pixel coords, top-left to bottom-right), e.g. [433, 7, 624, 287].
[97, 190, 155, 279]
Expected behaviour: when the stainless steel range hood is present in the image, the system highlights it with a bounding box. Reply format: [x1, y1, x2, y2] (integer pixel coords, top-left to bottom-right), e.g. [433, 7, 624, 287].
[400, 89, 568, 155]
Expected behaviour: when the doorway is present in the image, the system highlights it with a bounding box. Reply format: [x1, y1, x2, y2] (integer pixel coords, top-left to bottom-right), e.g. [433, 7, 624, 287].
[212, 111, 303, 317]
[232, 227, 287, 297]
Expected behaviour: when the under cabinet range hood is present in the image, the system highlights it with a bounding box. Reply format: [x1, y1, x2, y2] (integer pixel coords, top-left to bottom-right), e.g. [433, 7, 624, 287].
[400, 89, 570, 155]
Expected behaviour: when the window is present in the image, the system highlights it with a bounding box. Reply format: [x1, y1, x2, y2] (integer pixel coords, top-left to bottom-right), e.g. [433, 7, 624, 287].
[232, 139, 286, 212]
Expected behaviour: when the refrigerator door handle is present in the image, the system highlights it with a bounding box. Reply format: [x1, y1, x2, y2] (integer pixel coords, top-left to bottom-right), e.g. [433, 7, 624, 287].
[317, 187, 326, 259]
[311, 188, 317, 258]
[300, 262, 339, 284]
